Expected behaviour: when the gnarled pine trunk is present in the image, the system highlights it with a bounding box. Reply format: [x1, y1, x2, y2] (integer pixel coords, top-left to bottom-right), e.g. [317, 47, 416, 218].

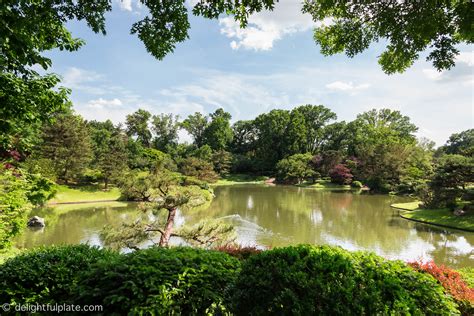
[159, 207, 177, 247]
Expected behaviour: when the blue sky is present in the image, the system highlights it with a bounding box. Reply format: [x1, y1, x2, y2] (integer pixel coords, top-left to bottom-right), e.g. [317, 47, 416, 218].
[47, 0, 473, 145]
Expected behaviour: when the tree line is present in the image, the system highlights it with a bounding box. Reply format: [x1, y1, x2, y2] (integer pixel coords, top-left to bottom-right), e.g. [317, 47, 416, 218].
[24, 105, 474, 197]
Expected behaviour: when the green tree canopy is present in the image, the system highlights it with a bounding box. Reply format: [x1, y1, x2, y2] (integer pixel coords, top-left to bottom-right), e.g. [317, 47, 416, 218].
[181, 112, 209, 147]
[126, 109, 152, 148]
[151, 113, 180, 151]
[39, 113, 92, 183]
[292, 104, 337, 153]
[202, 108, 233, 151]
[347, 109, 418, 192]
[439, 129, 474, 157]
[276, 153, 316, 184]
[302, 0, 473, 74]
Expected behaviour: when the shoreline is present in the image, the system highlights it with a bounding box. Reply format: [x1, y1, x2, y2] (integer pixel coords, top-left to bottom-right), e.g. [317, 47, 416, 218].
[390, 202, 474, 233]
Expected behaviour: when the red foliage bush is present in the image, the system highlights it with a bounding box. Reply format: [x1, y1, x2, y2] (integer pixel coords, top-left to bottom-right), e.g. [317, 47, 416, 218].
[409, 260, 473, 314]
[215, 245, 263, 260]
[329, 164, 353, 185]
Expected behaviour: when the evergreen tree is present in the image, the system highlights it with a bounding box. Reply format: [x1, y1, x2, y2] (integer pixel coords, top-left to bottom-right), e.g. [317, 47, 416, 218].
[40, 113, 92, 183]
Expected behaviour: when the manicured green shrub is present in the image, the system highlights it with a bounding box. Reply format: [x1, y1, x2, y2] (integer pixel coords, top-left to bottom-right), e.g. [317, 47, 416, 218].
[0, 245, 119, 305]
[73, 246, 240, 315]
[229, 245, 459, 315]
[351, 180, 363, 188]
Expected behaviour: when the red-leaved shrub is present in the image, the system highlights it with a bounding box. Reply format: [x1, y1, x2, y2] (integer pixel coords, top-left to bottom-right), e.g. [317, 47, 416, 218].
[329, 164, 353, 185]
[409, 260, 474, 314]
[215, 245, 263, 260]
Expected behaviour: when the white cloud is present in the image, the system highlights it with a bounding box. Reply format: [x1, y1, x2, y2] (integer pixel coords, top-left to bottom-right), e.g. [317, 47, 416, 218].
[219, 0, 315, 51]
[62, 67, 103, 87]
[457, 51, 474, 66]
[87, 98, 123, 109]
[422, 69, 443, 81]
[118, 0, 132, 11]
[61, 67, 107, 94]
[326, 81, 371, 92]
[422, 50, 473, 86]
[64, 58, 472, 148]
[158, 70, 288, 119]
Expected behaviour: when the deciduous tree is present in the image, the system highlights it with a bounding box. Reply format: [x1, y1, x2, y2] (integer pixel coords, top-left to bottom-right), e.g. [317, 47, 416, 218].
[126, 109, 152, 148]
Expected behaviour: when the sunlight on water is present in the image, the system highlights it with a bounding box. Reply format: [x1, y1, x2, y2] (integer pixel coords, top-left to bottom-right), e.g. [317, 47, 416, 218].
[15, 184, 474, 268]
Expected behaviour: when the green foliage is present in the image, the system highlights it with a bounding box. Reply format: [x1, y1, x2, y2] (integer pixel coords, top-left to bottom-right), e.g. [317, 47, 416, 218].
[117, 170, 159, 201]
[110, 163, 221, 248]
[215, 245, 262, 261]
[0, 73, 70, 153]
[398, 138, 435, 194]
[73, 247, 240, 315]
[231, 120, 257, 154]
[0, 170, 30, 249]
[212, 150, 233, 176]
[126, 109, 152, 147]
[202, 108, 233, 151]
[152, 113, 180, 151]
[192, 144, 213, 161]
[458, 267, 474, 288]
[0, 245, 466, 315]
[39, 113, 92, 183]
[182, 112, 209, 147]
[253, 109, 292, 170]
[21, 156, 58, 181]
[87, 120, 128, 188]
[276, 153, 315, 184]
[302, 0, 473, 74]
[230, 245, 459, 315]
[176, 219, 236, 248]
[181, 176, 209, 190]
[347, 109, 418, 192]
[292, 104, 337, 153]
[351, 180, 363, 188]
[0, 245, 119, 305]
[419, 154, 474, 209]
[438, 129, 474, 157]
[142, 148, 177, 170]
[131, 0, 190, 60]
[180, 157, 218, 183]
[251, 105, 336, 171]
[24, 172, 57, 206]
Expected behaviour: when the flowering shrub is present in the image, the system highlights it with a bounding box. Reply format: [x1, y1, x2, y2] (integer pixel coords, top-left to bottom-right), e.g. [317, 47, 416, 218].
[409, 260, 474, 314]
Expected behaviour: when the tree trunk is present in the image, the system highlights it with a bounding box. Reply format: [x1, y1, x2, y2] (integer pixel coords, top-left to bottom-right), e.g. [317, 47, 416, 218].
[104, 177, 108, 190]
[159, 207, 177, 247]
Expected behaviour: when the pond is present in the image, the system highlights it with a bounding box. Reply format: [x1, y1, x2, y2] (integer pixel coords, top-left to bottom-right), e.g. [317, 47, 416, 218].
[15, 184, 474, 268]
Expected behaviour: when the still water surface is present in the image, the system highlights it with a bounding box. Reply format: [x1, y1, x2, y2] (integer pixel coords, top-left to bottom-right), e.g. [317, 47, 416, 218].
[15, 185, 474, 268]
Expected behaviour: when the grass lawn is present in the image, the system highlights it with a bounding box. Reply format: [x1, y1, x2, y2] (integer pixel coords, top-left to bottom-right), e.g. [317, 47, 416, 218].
[391, 202, 474, 232]
[391, 201, 421, 211]
[50, 184, 121, 204]
[297, 179, 352, 190]
[212, 174, 268, 186]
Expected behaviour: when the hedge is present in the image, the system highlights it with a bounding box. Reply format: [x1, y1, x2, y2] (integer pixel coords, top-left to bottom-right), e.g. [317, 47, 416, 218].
[230, 245, 459, 315]
[0, 244, 464, 315]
